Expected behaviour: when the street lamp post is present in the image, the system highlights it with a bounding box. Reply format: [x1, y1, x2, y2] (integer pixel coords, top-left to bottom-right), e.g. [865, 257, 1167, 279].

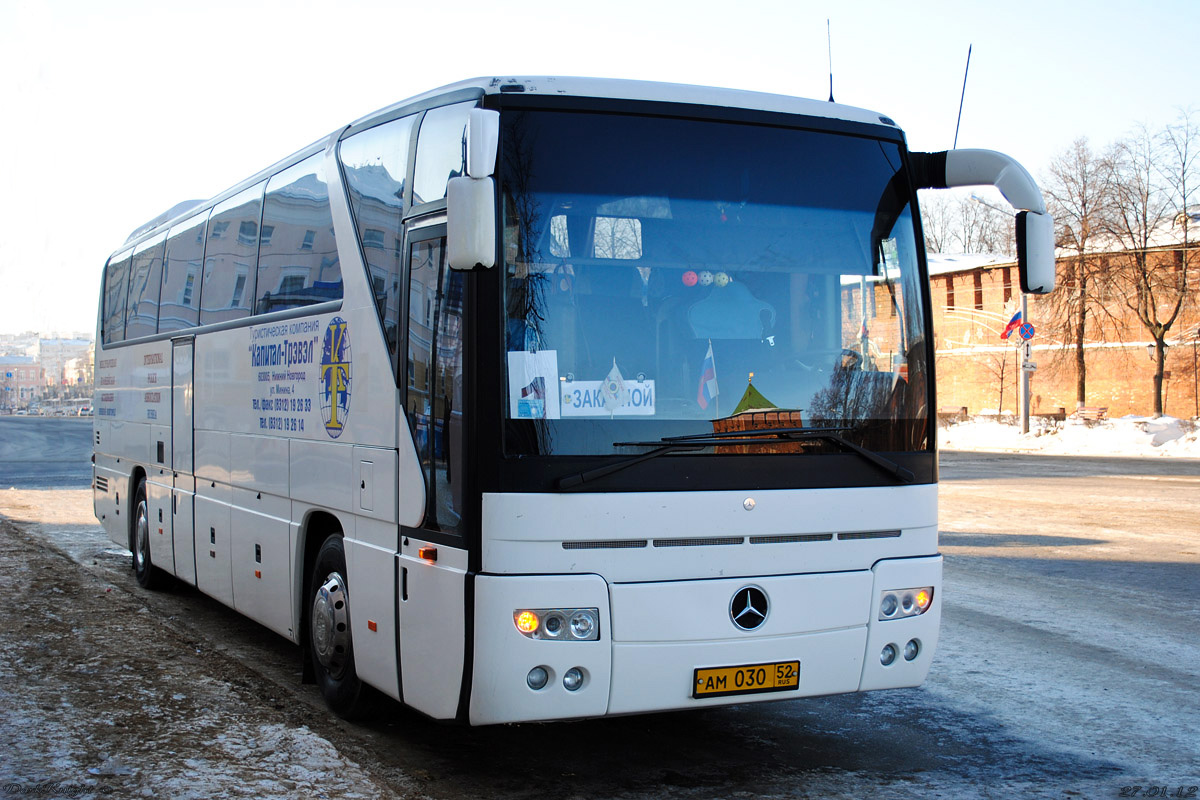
[1193, 328, 1198, 420]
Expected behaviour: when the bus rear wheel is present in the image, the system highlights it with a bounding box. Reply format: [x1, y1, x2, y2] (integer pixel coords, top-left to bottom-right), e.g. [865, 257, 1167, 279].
[308, 534, 368, 719]
[131, 478, 163, 590]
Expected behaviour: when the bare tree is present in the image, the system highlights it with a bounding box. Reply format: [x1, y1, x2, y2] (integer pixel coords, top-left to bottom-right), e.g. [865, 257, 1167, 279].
[1041, 137, 1116, 409]
[918, 191, 956, 253]
[1106, 113, 1198, 415]
[919, 191, 1015, 255]
[976, 343, 1022, 416]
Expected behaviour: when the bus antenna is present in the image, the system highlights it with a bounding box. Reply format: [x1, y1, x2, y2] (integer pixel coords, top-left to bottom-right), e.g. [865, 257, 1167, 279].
[826, 19, 835, 103]
[953, 44, 972, 149]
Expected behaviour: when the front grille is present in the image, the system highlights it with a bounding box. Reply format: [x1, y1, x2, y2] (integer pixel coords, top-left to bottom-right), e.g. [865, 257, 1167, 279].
[749, 533, 834, 544]
[837, 530, 902, 540]
[562, 539, 648, 550]
[652, 536, 744, 547]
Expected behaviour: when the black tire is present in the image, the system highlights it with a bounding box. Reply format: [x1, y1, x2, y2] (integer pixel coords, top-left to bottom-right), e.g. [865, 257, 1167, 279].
[131, 478, 163, 590]
[308, 535, 368, 719]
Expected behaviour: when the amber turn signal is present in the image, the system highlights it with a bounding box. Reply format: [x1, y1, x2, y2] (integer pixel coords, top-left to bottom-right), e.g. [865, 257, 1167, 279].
[515, 610, 540, 634]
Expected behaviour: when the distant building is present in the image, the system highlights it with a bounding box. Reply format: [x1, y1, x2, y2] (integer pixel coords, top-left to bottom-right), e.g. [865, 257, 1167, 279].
[30, 338, 93, 393]
[0, 355, 43, 407]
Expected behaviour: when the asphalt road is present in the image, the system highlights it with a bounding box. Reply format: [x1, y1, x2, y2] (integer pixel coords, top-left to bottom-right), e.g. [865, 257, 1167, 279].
[0, 418, 1197, 799]
[0, 416, 93, 488]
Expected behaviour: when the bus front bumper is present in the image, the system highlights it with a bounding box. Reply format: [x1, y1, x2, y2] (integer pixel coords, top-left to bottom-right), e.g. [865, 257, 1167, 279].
[468, 555, 942, 725]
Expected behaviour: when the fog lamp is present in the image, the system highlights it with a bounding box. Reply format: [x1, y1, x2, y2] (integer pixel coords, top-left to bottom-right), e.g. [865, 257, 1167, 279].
[880, 644, 898, 666]
[527, 666, 549, 690]
[904, 639, 921, 661]
[563, 667, 584, 691]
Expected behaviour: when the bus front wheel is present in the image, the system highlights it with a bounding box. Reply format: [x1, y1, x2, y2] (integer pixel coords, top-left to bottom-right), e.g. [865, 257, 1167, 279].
[308, 535, 367, 718]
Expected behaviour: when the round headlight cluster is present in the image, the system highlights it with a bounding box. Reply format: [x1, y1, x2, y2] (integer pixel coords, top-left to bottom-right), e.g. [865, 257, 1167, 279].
[513, 607, 601, 641]
[878, 587, 934, 621]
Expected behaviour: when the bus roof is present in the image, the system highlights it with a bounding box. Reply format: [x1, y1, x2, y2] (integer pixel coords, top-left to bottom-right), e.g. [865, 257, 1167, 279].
[119, 76, 901, 257]
[351, 76, 900, 132]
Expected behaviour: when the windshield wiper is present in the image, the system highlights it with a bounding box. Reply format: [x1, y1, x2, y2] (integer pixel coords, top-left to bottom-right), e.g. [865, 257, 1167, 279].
[556, 442, 704, 490]
[557, 427, 915, 490]
[616, 428, 916, 484]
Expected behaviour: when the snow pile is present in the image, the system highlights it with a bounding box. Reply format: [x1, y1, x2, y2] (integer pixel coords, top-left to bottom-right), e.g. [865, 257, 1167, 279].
[940, 415, 1200, 457]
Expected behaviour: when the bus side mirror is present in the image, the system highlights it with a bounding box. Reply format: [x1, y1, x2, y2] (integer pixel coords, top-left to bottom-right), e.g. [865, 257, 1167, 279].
[448, 108, 500, 270]
[447, 176, 496, 270]
[1016, 211, 1056, 294]
[912, 149, 1057, 295]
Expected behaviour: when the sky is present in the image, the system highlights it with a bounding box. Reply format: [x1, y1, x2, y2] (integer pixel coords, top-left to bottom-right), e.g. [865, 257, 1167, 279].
[0, 0, 1195, 336]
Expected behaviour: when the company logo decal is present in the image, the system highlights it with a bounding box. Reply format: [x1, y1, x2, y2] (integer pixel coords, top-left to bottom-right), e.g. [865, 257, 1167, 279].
[319, 317, 352, 438]
[730, 586, 769, 631]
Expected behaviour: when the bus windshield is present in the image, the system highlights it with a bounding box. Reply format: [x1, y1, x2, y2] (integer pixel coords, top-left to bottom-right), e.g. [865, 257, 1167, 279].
[500, 109, 929, 457]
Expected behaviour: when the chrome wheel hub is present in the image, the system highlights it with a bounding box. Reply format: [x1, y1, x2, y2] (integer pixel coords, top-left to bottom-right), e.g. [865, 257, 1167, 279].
[311, 571, 351, 677]
[134, 500, 150, 572]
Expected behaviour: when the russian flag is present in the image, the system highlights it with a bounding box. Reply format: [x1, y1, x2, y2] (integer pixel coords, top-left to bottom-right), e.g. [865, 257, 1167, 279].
[697, 342, 718, 410]
[1001, 310, 1023, 339]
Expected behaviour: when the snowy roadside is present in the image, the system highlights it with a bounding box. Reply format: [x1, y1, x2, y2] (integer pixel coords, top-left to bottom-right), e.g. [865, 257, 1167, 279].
[0, 493, 410, 800]
[939, 415, 1200, 458]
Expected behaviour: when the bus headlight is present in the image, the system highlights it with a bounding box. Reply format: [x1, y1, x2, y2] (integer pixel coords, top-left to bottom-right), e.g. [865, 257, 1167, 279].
[514, 607, 600, 641]
[569, 610, 597, 640]
[878, 587, 933, 621]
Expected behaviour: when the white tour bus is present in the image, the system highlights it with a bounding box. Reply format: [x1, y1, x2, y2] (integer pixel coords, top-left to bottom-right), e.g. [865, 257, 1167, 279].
[93, 77, 1055, 724]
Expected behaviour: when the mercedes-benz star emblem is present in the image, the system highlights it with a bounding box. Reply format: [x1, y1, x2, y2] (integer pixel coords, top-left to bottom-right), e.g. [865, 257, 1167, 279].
[729, 586, 769, 631]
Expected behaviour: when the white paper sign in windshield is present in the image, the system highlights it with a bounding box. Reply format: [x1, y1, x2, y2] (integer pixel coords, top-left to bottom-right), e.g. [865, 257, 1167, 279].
[561, 380, 656, 416]
[507, 350, 561, 419]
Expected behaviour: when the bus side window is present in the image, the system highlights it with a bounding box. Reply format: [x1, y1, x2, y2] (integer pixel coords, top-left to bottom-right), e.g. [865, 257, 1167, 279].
[159, 212, 208, 333]
[124, 233, 167, 339]
[200, 182, 264, 326]
[102, 249, 134, 344]
[411, 102, 472, 206]
[341, 114, 417, 374]
[257, 153, 341, 314]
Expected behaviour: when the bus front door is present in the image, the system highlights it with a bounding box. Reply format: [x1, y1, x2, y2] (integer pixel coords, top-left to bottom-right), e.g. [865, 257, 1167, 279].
[398, 226, 469, 720]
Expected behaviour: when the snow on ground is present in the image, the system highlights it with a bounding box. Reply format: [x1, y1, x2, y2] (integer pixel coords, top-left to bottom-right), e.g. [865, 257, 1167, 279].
[940, 414, 1200, 457]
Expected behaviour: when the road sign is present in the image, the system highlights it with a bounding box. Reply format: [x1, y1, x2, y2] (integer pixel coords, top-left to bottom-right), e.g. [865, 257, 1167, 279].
[1022, 361, 1038, 372]
[4, 372, 11, 378]
[1018, 322, 1036, 340]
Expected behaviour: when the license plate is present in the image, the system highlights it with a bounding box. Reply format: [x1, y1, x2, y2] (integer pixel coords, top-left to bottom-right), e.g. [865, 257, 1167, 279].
[693, 660, 800, 699]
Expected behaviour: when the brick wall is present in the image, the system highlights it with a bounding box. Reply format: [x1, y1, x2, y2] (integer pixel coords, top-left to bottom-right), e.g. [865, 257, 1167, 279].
[927, 248, 1200, 418]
